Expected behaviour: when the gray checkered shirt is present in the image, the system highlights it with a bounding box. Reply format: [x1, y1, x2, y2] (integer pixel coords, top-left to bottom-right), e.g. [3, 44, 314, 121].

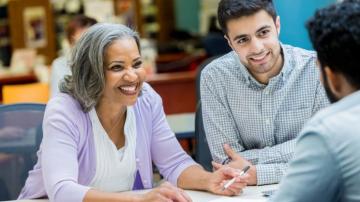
[200, 44, 329, 185]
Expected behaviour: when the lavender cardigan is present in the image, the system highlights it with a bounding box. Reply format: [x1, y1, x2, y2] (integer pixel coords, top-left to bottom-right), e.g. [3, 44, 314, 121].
[18, 83, 196, 202]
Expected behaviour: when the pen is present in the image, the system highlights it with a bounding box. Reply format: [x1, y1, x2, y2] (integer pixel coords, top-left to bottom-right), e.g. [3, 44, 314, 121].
[222, 165, 250, 191]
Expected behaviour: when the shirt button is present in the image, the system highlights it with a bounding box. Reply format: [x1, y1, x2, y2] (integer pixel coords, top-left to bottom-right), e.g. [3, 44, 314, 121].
[136, 158, 140, 162]
[265, 119, 270, 125]
[264, 90, 269, 94]
[143, 180, 147, 184]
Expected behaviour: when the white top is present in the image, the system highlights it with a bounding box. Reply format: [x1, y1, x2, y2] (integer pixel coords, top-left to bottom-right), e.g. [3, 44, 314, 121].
[50, 56, 71, 97]
[88, 106, 137, 192]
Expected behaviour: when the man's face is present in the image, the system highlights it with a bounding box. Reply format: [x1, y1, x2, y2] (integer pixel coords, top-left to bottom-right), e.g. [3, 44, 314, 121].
[225, 10, 282, 81]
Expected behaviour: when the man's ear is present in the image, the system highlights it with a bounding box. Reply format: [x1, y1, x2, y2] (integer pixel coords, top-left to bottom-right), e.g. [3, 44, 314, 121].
[275, 16, 281, 36]
[316, 60, 324, 84]
[324, 66, 341, 96]
[224, 34, 234, 50]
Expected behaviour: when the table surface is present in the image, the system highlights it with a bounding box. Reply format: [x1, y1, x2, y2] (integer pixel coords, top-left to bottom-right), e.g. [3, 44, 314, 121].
[8, 184, 277, 202]
[166, 113, 195, 136]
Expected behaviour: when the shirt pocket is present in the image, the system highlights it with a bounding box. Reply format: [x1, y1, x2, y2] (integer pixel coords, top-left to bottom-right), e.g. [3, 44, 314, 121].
[275, 107, 312, 143]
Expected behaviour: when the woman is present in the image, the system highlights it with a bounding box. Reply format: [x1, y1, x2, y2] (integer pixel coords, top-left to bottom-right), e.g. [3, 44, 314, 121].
[18, 23, 247, 202]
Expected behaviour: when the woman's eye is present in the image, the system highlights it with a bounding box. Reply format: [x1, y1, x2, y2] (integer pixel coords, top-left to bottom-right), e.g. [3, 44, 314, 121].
[111, 65, 124, 71]
[133, 61, 143, 69]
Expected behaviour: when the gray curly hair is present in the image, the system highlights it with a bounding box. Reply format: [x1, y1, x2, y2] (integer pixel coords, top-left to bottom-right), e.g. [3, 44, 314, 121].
[60, 23, 140, 112]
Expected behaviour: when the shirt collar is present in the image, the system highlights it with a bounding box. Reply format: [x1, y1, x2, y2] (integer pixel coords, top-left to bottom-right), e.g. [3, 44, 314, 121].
[312, 90, 360, 124]
[280, 43, 293, 82]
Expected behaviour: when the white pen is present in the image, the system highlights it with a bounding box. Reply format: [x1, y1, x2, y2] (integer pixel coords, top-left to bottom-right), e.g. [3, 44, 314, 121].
[222, 165, 250, 191]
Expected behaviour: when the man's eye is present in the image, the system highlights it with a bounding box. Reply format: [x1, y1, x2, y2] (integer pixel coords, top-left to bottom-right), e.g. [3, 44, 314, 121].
[258, 30, 270, 37]
[237, 38, 248, 44]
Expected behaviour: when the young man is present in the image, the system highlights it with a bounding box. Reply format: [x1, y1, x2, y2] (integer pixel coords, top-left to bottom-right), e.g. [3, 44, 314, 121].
[200, 0, 329, 185]
[271, 0, 360, 201]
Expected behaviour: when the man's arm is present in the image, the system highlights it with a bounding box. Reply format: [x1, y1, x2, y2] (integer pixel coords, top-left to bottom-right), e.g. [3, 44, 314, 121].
[270, 132, 340, 202]
[237, 139, 296, 165]
[200, 70, 244, 163]
[212, 143, 292, 185]
[201, 72, 295, 185]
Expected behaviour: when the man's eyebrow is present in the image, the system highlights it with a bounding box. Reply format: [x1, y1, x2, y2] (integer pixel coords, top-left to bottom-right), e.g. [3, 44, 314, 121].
[233, 34, 249, 41]
[256, 25, 271, 33]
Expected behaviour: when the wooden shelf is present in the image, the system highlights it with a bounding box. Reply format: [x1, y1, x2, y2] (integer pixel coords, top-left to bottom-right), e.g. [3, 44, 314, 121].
[146, 71, 196, 114]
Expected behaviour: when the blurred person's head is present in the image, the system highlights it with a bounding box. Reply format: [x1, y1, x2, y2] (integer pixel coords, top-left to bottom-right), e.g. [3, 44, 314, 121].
[60, 23, 143, 112]
[217, 0, 281, 84]
[66, 15, 97, 46]
[114, 0, 133, 15]
[307, 0, 360, 103]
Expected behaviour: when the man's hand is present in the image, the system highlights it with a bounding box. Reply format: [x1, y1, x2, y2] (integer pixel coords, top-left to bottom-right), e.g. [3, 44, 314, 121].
[212, 144, 258, 185]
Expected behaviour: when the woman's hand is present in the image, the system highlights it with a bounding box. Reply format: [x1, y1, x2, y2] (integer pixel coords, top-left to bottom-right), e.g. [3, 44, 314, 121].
[206, 166, 249, 196]
[139, 182, 192, 202]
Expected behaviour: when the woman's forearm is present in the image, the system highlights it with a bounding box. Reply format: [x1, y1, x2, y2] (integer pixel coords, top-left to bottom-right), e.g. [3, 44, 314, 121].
[177, 165, 211, 191]
[83, 189, 142, 202]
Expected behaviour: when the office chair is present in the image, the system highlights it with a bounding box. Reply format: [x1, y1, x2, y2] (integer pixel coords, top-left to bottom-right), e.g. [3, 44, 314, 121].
[0, 103, 46, 200]
[194, 56, 220, 171]
[2, 83, 49, 104]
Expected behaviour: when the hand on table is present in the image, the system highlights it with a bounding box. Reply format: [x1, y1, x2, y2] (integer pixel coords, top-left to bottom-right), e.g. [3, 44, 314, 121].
[139, 181, 192, 202]
[212, 144, 258, 185]
[206, 166, 248, 196]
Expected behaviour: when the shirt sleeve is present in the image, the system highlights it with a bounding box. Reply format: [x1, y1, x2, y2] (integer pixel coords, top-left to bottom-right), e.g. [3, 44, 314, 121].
[201, 70, 297, 185]
[41, 98, 90, 202]
[269, 132, 340, 202]
[243, 138, 296, 185]
[312, 81, 330, 114]
[149, 89, 197, 186]
[200, 70, 241, 163]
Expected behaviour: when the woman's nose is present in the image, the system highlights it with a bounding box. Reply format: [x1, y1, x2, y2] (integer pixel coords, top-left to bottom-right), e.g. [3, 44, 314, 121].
[123, 69, 138, 82]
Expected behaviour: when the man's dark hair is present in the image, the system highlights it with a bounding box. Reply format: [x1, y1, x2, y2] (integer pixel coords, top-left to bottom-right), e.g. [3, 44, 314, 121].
[66, 15, 97, 45]
[217, 0, 277, 34]
[307, 0, 360, 89]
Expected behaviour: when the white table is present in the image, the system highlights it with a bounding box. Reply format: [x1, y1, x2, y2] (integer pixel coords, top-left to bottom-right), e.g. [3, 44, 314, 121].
[185, 184, 277, 202]
[166, 113, 195, 139]
[9, 184, 277, 202]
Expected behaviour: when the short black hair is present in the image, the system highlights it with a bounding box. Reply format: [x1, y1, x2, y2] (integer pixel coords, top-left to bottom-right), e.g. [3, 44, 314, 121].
[217, 0, 277, 34]
[307, 0, 360, 89]
[66, 15, 97, 44]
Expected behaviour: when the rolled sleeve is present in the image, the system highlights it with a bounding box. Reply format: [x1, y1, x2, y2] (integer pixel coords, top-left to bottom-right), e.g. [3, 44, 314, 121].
[256, 163, 288, 185]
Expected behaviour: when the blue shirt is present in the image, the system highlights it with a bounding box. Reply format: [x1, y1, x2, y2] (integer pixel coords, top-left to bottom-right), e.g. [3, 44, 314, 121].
[200, 44, 329, 185]
[271, 90, 360, 202]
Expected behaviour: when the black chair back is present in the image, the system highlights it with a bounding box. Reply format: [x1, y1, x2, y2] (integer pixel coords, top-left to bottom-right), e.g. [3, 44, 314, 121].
[0, 103, 46, 200]
[194, 56, 220, 171]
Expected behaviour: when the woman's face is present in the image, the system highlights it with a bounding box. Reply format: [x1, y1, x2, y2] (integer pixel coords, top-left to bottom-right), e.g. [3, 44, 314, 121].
[101, 38, 145, 107]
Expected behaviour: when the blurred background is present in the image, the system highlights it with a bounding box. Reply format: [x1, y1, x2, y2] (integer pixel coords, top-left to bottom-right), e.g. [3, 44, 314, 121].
[0, 0, 340, 200]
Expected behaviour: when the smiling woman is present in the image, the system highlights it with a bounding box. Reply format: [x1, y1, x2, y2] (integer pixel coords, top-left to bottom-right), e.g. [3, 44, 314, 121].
[101, 38, 145, 108]
[17, 23, 248, 202]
